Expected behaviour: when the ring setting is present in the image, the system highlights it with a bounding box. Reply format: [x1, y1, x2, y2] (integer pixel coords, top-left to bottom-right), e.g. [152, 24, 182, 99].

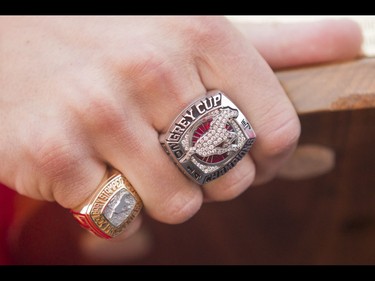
[71, 168, 142, 239]
[160, 90, 256, 185]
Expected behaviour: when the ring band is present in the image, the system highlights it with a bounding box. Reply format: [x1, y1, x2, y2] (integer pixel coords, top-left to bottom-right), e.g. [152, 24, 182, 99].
[160, 90, 256, 185]
[71, 168, 142, 239]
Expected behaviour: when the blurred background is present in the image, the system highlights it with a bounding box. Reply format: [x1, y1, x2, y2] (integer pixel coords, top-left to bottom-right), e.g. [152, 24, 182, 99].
[1, 16, 375, 265]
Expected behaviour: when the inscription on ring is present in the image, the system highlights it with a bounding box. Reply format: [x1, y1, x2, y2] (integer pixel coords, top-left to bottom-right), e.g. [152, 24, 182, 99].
[167, 94, 222, 143]
[161, 91, 256, 185]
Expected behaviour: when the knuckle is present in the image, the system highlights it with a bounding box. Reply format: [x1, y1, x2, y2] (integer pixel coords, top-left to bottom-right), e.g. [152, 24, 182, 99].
[79, 93, 140, 153]
[29, 132, 104, 209]
[182, 16, 230, 48]
[32, 136, 82, 183]
[124, 48, 172, 88]
[70, 88, 146, 159]
[120, 46, 199, 125]
[82, 93, 124, 134]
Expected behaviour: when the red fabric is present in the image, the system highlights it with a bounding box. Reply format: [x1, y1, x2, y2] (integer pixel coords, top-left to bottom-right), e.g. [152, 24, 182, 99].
[0, 183, 15, 264]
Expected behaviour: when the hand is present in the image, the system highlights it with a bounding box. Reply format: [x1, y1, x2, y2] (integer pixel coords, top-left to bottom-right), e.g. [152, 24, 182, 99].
[0, 17, 362, 238]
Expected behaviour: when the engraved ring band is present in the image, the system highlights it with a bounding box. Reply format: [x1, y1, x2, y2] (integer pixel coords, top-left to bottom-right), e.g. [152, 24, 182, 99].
[71, 168, 142, 239]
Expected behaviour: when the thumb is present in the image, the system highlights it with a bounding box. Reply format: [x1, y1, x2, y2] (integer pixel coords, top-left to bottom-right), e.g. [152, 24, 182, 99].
[233, 19, 363, 69]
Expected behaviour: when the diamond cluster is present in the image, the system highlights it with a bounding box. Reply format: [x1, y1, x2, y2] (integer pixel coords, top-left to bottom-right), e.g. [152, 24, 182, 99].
[180, 107, 248, 174]
[194, 109, 236, 157]
[191, 158, 219, 173]
[182, 108, 244, 159]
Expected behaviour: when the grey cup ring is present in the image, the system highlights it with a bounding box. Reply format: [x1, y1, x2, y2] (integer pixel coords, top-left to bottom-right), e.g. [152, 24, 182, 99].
[160, 90, 256, 185]
[71, 168, 143, 239]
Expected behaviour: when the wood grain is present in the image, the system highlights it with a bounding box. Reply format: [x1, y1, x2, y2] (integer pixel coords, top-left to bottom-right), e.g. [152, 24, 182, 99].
[278, 58, 375, 114]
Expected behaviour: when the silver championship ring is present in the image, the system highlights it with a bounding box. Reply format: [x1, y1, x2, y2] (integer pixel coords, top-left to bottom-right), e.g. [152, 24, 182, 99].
[160, 90, 256, 185]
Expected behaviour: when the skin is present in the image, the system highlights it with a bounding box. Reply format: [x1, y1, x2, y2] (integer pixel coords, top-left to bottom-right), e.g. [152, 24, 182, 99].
[0, 16, 362, 239]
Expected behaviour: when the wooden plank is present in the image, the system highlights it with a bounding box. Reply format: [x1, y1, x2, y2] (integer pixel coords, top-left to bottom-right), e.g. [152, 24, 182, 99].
[278, 58, 375, 114]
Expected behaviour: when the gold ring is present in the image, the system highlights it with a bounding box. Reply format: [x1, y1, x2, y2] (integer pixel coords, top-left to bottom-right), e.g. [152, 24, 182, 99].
[71, 168, 142, 239]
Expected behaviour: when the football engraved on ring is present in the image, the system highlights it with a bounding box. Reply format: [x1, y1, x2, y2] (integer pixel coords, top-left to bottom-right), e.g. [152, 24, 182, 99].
[160, 90, 256, 185]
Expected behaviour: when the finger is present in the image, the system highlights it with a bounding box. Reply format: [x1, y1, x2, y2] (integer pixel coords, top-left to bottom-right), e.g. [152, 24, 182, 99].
[79, 216, 152, 263]
[196, 17, 300, 194]
[87, 94, 204, 225]
[234, 19, 363, 69]
[203, 155, 255, 202]
[24, 123, 108, 210]
[110, 214, 143, 241]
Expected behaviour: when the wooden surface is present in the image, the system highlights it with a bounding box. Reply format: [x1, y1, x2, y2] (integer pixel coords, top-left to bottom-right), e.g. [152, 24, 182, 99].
[8, 58, 375, 264]
[277, 58, 375, 114]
